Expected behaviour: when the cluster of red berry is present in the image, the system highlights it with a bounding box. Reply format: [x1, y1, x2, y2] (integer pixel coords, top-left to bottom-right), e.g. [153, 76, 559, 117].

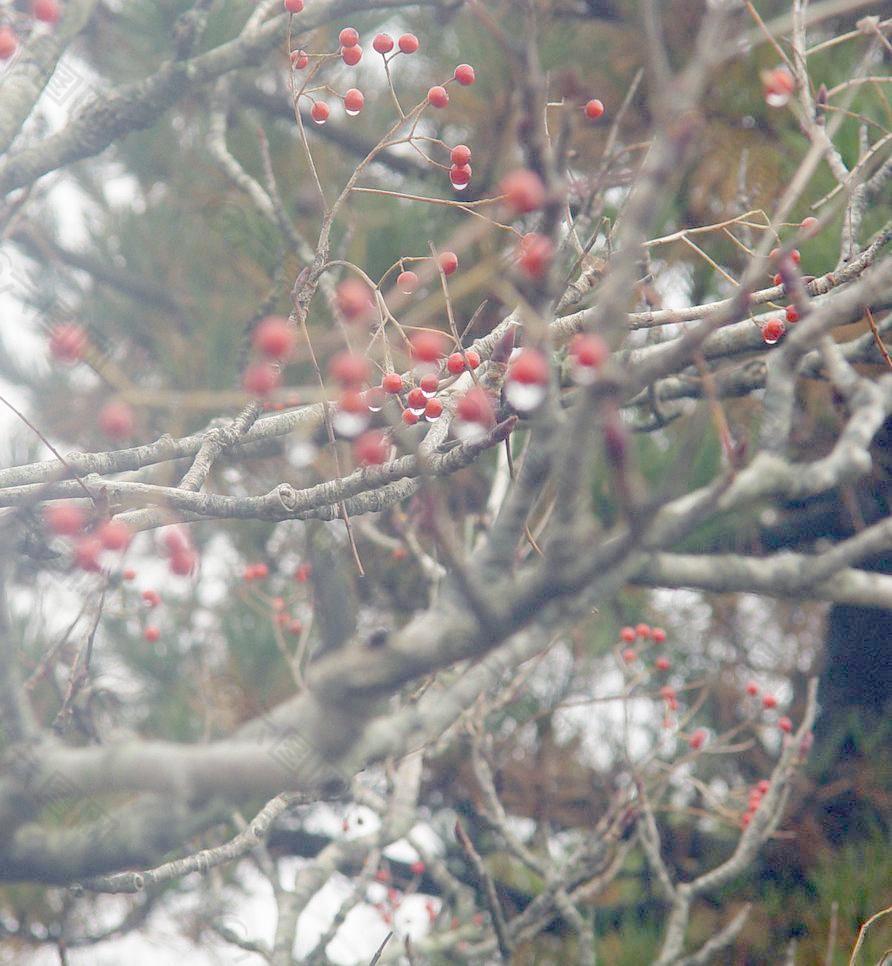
[48, 322, 138, 440]
[289, 22, 426, 125]
[242, 560, 312, 635]
[0, 0, 60, 61]
[760, 217, 818, 345]
[740, 778, 772, 828]
[743, 679, 791, 734]
[619, 622, 669, 668]
[43, 502, 132, 573]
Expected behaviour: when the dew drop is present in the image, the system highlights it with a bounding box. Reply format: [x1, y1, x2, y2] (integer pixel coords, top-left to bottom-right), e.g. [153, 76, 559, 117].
[571, 362, 598, 386]
[454, 421, 488, 443]
[505, 381, 547, 413]
[345, 108, 360, 117]
[288, 438, 319, 467]
[765, 91, 791, 108]
[413, 362, 438, 380]
[333, 411, 369, 438]
[451, 181, 469, 193]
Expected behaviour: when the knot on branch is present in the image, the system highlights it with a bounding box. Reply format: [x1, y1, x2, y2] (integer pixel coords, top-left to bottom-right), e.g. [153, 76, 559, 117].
[276, 483, 297, 510]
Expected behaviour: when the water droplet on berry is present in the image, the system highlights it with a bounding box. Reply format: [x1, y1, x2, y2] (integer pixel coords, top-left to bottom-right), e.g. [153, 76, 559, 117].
[333, 411, 369, 438]
[505, 382, 547, 413]
[454, 421, 487, 444]
[765, 90, 790, 107]
[571, 362, 597, 386]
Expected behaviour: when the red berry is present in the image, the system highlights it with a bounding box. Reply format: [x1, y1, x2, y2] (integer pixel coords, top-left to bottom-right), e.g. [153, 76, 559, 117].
[97, 520, 132, 552]
[763, 66, 795, 106]
[338, 27, 359, 47]
[402, 409, 419, 426]
[800, 216, 819, 236]
[622, 648, 637, 663]
[454, 64, 475, 85]
[655, 657, 671, 671]
[290, 49, 309, 69]
[438, 251, 458, 276]
[0, 27, 16, 60]
[465, 349, 480, 369]
[757, 779, 770, 793]
[500, 169, 546, 213]
[73, 536, 102, 572]
[162, 526, 189, 556]
[410, 860, 425, 875]
[517, 233, 554, 279]
[33, 0, 61, 22]
[635, 623, 651, 639]
[396, 270, 419, 295]
[424, 398, 443, 421]
[329, 351, 370, 388]
[785, 305, 800, 324]
[688, 729, 707, 750]
[49, 323, 88, 363]
[341, 45, 362, 67]
[338, 389, 367, 414]
[449, 164, 472, 188]
[344, 88, 364, 115]
[508, 348, 550, 386]
[44, 502, 85, 537]
[169, 550, 197, 576]
[778, 716, 793, 733]
[447, 352, 466, 374]
[142, 589, 161, 607]
[144, 626, 160, 642]
[311, 101, 330, 124]
[427, 86, 449, 108]
[651, 627, 666, 643]
[419, 373, 439, 394]
[398, 33, 419, 54]
[585, 98, 604, 120]
[762, 318, 785, 345]
[406, 387, 427, 412]
[382, 372, 404, 394]
[336, 278, 374, 322]
[284, 0, 303, 11]
[287, 618, 303, 635]
[99, 401, 135, 440]
[745, 681, 760, 696]
[255, 562, 270, 580]
[451, 144, 471, 166]
[294, 563, 311, 582]
[620, 627, 636, 643]
[741, 812, 752, 828]
[253, 316, 294, 359]
[411, 331, 446, 362]
[122, 567, 137, 580]
[373, 33, 394, 54]
[762, 694, 778, 709]
[569, 333, 609, 369]
[243, 362, 281, 397]
[354, 430, 389, 466]
[455, 387, 494, 427]
[659, 685, 676, 701]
